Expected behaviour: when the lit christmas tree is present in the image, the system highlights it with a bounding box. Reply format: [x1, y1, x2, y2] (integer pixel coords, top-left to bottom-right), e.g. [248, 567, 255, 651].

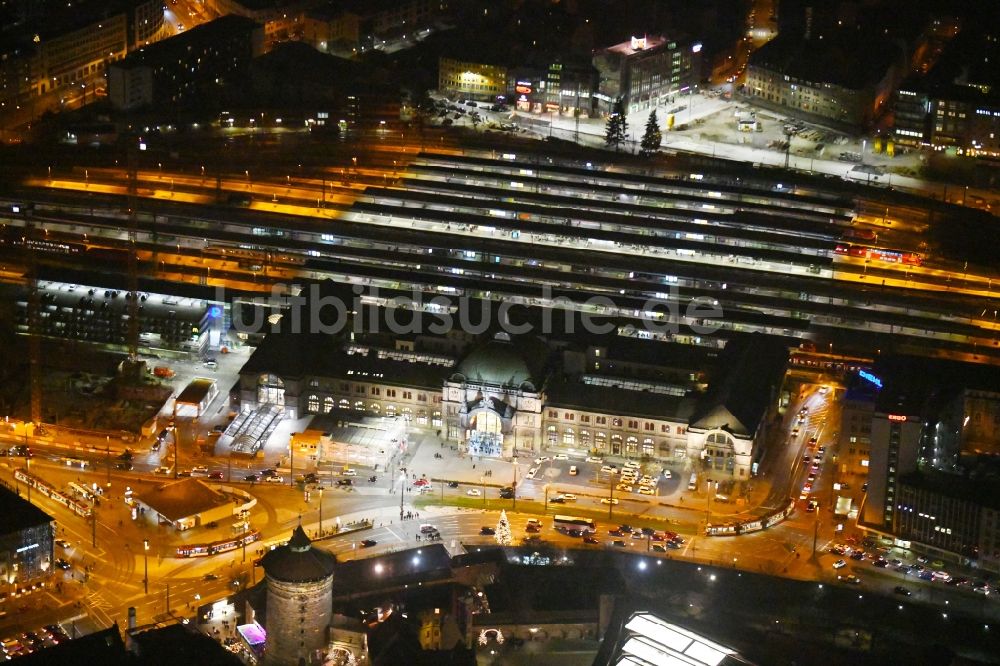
[495, 510, 513, 546]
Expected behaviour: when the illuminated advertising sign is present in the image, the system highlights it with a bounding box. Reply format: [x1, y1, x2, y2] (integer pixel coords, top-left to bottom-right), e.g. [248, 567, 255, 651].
[858, 369, 882, 388]
[515, 85, 532, 94]
[888, 414, 907, 422]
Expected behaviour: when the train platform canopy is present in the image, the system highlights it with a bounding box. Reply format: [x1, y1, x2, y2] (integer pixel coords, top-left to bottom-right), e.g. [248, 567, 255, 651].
[134, 478, 232, 530]
[601, 612, 753, 666]
[175, 378, 219, 418]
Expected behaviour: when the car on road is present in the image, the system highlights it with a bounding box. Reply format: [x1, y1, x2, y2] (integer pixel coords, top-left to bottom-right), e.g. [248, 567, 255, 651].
[560, 493, 577, 501]
[263, 475, 284, 483]
[838, 574, 861, 585]
[154, 466, 172, 475]
[554, 454, 569, 460]
[203, 359, 218, 369]
[601, 498, 620, 505]
[526, 523, 541, 533]
[806, 500, 818, 512]
[466, 489, 482, 496]
[525, 467, 538, 480]
[833, 559, 847, 569]
[652, 544, 667, 552]
[413, 478, 429, 487]
[791, 427, 800, 436]
[893, 586, 912, 596]
[244, 474, 259, 482]
[336, 479, 353, 486]
[54, 559, 71, 570]
[638, 487, 655, 496]
[301, 472, 319, 484]
[616, 484, 634, 493]
[480, 527, 495, 536]
[114, 462, 133, 471]
[583, 536, 600, 544]
[341, 469, 357, 477]
[601, 465, 618, 474]
[569, 466, 578, 475]
[586, 457, 603, 464]
[610, 539, 627, 548]
[850, 551, 866, 561]
[662, 469, 672, 479]
[208, 471, 224, 480]
[549, 496, 565, 504]
[203, 573, 220, 581]
[420, 524, 438, 534]
[117, 450, 134, 461]
[448, 481, 459, 488]
[666, 540, 682, 549]
[55, 539, 71, 549]
[260, 469, 277, 478]
[360, 539, 377, 548]
[191, 465, 209, 477]
[534, 456, 549, 465]
[499, 487, 514, 499]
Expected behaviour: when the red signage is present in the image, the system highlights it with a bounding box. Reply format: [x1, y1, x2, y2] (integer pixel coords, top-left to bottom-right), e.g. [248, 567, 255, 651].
[888, 414, 907, 422]
[515, 85, 532, 94]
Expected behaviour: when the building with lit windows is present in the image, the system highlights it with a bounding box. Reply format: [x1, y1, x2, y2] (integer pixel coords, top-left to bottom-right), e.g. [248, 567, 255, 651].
[507, 59, 596, 117]
[860, 389, 923, 532]
[237, 300, 786, 479]
[895, 470, 1000, 573]
[108, 15, 264, 110]
[438, 56, 508, 102]
[746, 32, 902, 127]
[0, 484, 54, 587]
[592, 35, 701, 116]
[304, 0, 448, 54]
[0, 0, 165, 110]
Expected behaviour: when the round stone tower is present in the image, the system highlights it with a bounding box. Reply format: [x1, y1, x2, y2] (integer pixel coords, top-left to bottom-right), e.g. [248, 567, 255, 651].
[260, 525, 337, 665]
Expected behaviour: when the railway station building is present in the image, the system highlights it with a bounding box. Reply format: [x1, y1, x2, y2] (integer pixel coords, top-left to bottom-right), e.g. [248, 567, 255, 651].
[236, 309, 788, 478]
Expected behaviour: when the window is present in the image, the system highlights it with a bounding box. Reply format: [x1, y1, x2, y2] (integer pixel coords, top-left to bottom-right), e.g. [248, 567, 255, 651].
[580, 430, 591, 447]
[626, 436, 638, 455]
[597, 416, 607, 425]
[581, 415, 590, 423]
[644, 422, 655, 431]
[563, 429, 575, 445]
[564, 413, 575, 421]
[339, 398, 349, 409]
[307, 395, 320, 413]
[627, 420, 638, 430]
[371, 387, 381, 396]
[323, 396, 334, 413]
[386, 389, 397, 398]
[612, 418, 622, 427]
[371, 403, 381, 414]
[418, 393, 427, 402]
[403, 391, 412, 400]
[595, 432, 607, 451]
[354, 400, 365, 411]
[548, 410, 558, 418]
[547, 425, 557, 444]
[355, 385, 365, 394]
[432, 411, 442, 427]
[661, 424, 670, 433]
[386, 405, 397, 417]
[642, 438, 654, 456]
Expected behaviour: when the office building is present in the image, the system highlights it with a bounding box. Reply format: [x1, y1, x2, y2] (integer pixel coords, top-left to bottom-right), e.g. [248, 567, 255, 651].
[108, 15, 263, 110]
[746, 32, 901, 127]
[592, 35, 701, 116]
[438, 55, 508, 102]
[0, 484, 54, 586]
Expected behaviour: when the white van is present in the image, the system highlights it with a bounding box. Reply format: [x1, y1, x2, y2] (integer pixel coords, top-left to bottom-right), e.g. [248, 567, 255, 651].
[688, 473, 698, 491]
[569, 465, 578, 476]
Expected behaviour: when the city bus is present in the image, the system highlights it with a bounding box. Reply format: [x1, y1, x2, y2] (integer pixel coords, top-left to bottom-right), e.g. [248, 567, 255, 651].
[553, 515, 596, 531]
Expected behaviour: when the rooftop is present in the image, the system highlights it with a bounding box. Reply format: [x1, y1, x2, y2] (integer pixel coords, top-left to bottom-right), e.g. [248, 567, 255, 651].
[133, 478, 229, 522]
[261, 525, 337, 583]
[452, 333, 550, 390]
[118, 15, 260, 69]
[176, 378, 217, 405]
[0, 484, 53, 534]
[599, 35, 670, 57]
[689, 334, 788, 436]
[546, 379, 697, 421]
[750, 31, 901, 90]
[899, 469, 1000, 512]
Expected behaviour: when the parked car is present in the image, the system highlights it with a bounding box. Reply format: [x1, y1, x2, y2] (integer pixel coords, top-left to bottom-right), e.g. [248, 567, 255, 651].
[360, 539, 377, 548]
[264, 475, 284, 484]
[208, 472, 224, 480]
[54, 559, 71, 570]
[244, 474, 259, 482]
[894, 586, 912, 596]
[480, 527, 495, 536]
[466, 489, 482, 496]
[833, 559, 847, 569]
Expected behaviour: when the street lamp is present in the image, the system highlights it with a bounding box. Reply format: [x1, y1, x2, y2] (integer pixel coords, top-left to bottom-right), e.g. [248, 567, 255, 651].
[318, 486, 324, 537]
[143, 539, 149, 594]
[512, 459, 519, 511]
[399, 471, 406, 519]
